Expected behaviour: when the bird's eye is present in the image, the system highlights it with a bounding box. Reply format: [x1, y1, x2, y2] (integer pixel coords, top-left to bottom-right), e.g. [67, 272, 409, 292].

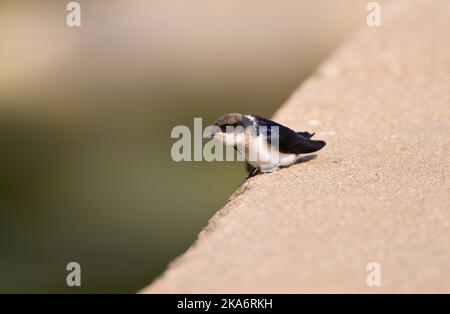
[221, 124, 233, 132]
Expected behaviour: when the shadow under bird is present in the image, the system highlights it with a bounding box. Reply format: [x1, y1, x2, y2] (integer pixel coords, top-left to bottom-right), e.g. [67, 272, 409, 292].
[207, 113, 326, 177]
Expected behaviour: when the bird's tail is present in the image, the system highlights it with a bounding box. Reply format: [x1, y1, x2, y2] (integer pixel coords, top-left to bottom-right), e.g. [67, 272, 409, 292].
[296, 131, 315, 139]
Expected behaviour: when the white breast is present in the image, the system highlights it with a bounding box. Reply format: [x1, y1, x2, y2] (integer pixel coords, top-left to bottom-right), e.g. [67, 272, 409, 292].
[235, 133, 299, 172]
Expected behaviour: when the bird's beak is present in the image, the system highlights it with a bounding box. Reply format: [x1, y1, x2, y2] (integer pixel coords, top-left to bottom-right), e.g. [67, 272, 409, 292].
[204, 130, 215, 138]
[204, 126, 220, 138]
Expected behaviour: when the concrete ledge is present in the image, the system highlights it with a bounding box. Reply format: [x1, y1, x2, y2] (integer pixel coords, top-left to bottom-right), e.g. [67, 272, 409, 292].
[142, 0, 450, 293]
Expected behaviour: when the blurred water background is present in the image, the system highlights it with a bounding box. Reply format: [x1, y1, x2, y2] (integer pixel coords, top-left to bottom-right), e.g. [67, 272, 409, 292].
[0, 0, 366, 292]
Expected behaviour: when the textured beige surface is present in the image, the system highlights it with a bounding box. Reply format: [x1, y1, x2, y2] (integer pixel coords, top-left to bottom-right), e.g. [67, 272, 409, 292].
[143, 0, 450, 293]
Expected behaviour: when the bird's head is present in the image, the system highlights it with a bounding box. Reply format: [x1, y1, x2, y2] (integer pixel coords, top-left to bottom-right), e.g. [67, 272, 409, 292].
[206, 113, 254, 145]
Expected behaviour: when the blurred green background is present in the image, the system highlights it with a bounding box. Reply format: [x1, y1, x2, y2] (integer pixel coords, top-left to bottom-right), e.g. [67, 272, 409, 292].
[0, 0, 366, 292]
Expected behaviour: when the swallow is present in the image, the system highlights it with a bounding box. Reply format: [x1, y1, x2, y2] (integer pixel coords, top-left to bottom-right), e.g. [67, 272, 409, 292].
[207, 113, 326, 178]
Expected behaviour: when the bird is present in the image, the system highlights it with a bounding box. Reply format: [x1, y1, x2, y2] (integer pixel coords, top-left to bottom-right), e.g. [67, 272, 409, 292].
[207, 113, 326, 178]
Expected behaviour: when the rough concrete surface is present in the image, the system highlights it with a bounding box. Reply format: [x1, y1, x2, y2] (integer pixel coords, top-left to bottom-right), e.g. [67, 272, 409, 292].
[143, 0, 450, 293]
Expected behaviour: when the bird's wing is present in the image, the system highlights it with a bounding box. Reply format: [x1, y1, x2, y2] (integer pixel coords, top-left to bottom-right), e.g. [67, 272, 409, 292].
[284, 133, 326, 154]
[253, 115, 326, 154]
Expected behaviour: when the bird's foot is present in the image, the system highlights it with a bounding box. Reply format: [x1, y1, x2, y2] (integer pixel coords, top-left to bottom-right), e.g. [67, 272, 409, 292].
[246, 167, 260, 180]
